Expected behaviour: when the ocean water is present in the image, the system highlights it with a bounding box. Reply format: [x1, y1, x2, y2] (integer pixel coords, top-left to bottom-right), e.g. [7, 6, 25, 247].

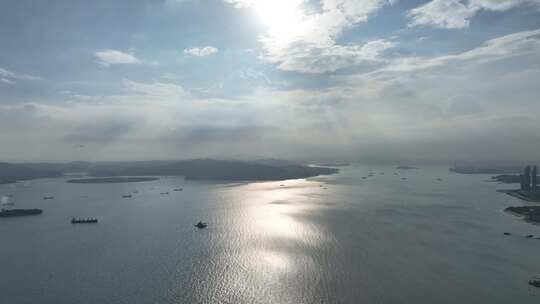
[0, 165, 539, 304]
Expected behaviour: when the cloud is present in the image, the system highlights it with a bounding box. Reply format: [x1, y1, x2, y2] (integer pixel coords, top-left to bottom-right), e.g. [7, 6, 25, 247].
[183, 46, 219, 57]
[264, 39, 396, 73]
[1, 78, 16, 85]
[376, 28, 540, 73]
[122, 79, 191, 98]
[94, 49, 141, 66]
[0, 67, 41, 84]
[408, 0, 540, 29]
[225, 0, 397, 73]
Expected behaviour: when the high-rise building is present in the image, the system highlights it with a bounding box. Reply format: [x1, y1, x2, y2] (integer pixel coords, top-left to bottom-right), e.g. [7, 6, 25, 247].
[523, 165, 531, 191]
[532, 165, 538, 192]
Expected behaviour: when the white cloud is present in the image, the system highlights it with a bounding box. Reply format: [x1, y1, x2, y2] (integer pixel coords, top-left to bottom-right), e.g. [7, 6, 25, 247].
[183, 46, 219, 57]
[122, 79, 191, 99]
[94, 49, 141, 67]
[1, 78, 16, 85]
[0, 67, 41, 84]
[225, 0, 397, 73]
[408, 0, 540, 29]
[378, 28, 540, 73]
[408, 0, 476, 29]
[265, 39, 396, 73]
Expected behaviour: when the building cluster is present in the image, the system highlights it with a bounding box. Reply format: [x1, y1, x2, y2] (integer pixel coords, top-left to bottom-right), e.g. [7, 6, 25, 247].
[520, 165, 538, 191]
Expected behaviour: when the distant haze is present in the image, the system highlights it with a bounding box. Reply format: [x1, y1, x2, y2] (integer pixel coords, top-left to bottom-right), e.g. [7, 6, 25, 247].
[1, 1, 539, 163]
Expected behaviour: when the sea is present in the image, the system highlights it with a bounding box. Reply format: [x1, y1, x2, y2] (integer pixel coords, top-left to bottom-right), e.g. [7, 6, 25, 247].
[0, 164, 539, 304]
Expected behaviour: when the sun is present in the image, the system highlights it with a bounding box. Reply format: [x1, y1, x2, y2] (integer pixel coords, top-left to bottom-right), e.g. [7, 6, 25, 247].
[251, 0, 308, 39]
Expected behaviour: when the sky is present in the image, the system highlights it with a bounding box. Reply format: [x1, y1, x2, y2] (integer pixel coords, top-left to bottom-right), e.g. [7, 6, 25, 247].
[1, 0, 539, 163]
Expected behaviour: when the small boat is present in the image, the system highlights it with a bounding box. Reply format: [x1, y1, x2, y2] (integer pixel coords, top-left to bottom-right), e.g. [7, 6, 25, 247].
[436, 178, 443, 181]
[194, 221, 207, 229]
[503, 232, 511, 236]
[43, 196, 54, 200]
[122, 195, 132, 198]
[71, 217, 98, 224]
[173, 188, 183, 191]
[160, 192, 169, 195]
[132, 190, 139, 194]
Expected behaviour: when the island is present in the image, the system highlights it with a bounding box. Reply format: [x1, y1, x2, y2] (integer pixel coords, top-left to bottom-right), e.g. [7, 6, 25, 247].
[2, 158, 339, 183]
[88, 159, 339, 181]
[67, 177, 159, 184]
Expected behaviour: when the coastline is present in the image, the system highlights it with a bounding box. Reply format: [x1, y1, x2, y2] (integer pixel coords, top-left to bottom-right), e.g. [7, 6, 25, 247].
[497, 189, 540, 202]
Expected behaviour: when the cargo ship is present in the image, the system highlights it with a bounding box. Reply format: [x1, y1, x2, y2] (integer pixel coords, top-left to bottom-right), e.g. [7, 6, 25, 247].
[71, 217, 98, 224]
[0, 208, 43, 217]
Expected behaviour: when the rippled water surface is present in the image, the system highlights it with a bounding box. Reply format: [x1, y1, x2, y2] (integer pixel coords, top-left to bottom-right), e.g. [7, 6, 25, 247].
[1, 165, 539, 303]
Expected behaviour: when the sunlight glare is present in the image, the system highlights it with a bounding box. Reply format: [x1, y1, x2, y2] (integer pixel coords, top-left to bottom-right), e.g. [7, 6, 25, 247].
[252, 0, 308, 40]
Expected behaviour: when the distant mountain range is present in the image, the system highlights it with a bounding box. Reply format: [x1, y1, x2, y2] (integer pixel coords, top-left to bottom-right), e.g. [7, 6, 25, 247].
[0, 162, 62, 184]
[1, 159, 338, 182]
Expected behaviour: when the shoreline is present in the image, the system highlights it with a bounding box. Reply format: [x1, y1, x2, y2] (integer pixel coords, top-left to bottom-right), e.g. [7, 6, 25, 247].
[498, 189, 540, 202]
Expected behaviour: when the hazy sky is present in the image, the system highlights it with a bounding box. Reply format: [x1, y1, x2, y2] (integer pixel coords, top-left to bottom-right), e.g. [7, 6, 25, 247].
[1, 0, 540, 162]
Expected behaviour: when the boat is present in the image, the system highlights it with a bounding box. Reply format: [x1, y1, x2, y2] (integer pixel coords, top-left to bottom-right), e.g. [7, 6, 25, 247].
[0, 208, 43, 217]
[529, 279, 540, 288]
[160, 192, 169, 195]
[173, 188, 183, 191]
[194, 221, 208, 229]
[71, 217, 98, 224]
[43, 196, 54, 200]
[122, 195, 132, 198]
